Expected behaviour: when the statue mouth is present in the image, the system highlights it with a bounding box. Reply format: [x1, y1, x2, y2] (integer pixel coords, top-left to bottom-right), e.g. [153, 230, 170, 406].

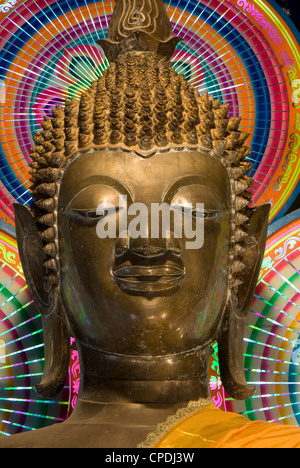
[111, 264, 185, 292]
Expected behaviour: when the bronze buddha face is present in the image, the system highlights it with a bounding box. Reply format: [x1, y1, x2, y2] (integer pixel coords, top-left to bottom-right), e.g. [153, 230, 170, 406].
[58, 149, 231, 356]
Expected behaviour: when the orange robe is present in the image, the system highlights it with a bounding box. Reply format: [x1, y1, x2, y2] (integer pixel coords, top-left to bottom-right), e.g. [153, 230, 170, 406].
[153, 404, 300, 448]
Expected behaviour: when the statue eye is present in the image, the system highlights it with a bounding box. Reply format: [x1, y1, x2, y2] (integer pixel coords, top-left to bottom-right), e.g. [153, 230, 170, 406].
[171, 204, 220, 219]
[67, 208, 110, 224]
[67, 209, 106, 224]
[201, 210, 221, 219]
[190, 208, 220, 219]
[85, 210, 107, 219]
[67, 207, 121, 224]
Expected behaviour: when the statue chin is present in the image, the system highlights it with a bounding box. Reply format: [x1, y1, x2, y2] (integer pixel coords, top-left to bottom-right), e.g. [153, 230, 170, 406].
[0, 0, 273, 448]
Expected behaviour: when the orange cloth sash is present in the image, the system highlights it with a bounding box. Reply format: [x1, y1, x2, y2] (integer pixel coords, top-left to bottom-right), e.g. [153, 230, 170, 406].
[153, 404, 300, 448]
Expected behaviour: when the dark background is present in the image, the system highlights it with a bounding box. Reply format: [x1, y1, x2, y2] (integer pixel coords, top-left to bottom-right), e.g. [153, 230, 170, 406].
[269, 1, 300, 215]
[273, 0, 300, 31]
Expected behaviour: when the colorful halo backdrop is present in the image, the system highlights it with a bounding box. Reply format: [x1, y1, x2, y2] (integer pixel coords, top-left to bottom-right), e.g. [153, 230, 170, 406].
[0, 0, 299, 434]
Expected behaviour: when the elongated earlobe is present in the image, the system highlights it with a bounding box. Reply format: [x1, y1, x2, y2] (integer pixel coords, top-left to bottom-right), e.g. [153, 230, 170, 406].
[35, 298, 70, 398]
[218, 299, 256, 400]
[14, 203, 70, 398]
[218, 204, 270, 400]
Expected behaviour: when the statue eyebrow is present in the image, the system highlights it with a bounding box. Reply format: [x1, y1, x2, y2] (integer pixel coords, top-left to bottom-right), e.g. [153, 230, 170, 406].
[78, 175, 133, 200]
[162, 175, 226, 206]
[63, 176, 134, 213]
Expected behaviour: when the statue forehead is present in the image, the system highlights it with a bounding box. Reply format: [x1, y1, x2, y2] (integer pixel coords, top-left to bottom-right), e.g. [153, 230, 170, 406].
[59, 149, 231, 202]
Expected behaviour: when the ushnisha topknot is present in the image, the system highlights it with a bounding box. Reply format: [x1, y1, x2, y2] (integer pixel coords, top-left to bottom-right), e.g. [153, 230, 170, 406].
[28, 0, 254, 295]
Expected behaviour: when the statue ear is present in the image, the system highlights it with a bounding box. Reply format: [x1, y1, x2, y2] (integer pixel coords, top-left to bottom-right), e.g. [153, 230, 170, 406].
[218, 204, 270, 400]
[14, 203, 70, 398]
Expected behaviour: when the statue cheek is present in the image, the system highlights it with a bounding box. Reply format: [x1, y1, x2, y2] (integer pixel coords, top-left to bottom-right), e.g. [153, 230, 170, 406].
[60, 217, 114, 275]
[182, 219, 230, 287]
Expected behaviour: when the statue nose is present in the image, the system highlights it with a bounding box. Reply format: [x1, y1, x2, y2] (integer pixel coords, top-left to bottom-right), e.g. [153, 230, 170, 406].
[115, 231, 181, 259]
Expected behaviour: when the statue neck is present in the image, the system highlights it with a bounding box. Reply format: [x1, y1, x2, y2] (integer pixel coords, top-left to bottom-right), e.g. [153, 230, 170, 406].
[76, 343, 211, 404]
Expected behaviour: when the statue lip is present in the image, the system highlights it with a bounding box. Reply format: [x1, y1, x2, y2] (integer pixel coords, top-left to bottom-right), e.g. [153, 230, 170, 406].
[111, 264, 185, 292]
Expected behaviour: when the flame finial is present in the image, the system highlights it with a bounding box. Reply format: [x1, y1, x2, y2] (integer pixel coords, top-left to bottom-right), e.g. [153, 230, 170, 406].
[98, 0, 180, 61]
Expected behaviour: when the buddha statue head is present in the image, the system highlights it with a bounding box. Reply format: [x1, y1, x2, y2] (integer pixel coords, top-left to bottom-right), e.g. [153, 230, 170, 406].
[14, 0, 270, 406]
